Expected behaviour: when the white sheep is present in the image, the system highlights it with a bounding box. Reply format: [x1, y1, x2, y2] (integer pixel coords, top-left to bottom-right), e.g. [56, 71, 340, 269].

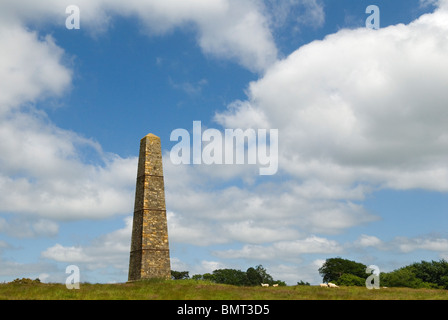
[319, 283, 328, 287]
[261, 283, 269, 287]
[272, 284, 278, 287]
[328, 282, 339, 288]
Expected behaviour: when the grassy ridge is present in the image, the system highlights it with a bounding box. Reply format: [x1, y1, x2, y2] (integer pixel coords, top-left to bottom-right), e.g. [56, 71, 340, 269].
[1, 279, 448, 300]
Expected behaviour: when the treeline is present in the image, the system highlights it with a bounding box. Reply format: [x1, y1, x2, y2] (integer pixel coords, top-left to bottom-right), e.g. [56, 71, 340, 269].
[319, 257, 448, 289]
[171, 265, 286, 287]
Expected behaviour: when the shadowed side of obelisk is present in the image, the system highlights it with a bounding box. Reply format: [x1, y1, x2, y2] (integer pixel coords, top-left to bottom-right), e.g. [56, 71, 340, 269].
[128, 134, 171, 281]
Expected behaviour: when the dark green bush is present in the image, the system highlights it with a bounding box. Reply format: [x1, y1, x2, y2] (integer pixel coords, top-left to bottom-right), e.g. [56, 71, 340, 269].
[335, 273, 365, 286]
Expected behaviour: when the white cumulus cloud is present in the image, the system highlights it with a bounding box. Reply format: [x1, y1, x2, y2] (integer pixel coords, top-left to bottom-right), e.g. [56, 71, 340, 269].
[0, 0, 278, 72]
[216, 2, 448, 192]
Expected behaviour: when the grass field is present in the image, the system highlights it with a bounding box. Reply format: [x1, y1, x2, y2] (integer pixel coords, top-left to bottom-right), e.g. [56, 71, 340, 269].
[1, 279, 448, 300]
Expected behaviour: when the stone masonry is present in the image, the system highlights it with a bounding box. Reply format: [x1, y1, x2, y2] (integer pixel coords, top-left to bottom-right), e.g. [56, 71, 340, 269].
[128, 133, 171, 281]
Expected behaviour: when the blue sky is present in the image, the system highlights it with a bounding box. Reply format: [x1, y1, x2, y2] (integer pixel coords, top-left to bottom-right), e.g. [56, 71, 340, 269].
[0, 0, 448, 285]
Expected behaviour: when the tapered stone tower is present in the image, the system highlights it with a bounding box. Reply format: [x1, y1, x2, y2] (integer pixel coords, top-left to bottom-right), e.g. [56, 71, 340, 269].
[128, 133, 171, 281]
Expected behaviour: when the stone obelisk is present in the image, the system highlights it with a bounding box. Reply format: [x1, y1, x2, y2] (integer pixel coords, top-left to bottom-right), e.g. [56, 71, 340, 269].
[128, 133, 171, 281]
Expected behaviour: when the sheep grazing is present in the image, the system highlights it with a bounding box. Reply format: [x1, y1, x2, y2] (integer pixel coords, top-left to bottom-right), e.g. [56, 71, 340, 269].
[328, 283, 339, 288]
[261, 283, 269, 287]
[320, 283, 328, 287]
[272, 284, 279, 287]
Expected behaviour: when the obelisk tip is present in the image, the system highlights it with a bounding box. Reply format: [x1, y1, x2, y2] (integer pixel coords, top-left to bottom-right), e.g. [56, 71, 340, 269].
[142, 133, 160, 140]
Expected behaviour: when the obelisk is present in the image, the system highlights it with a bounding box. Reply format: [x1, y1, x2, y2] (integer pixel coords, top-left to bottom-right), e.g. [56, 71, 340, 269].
[128, 133, 171, 281]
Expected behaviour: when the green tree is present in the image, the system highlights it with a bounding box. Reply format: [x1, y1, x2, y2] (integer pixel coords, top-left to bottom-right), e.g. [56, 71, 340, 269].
[253, 265, 274, 284]
[246, 267, 263, 286]
[212, 269, 247, 286]
[380, 268, 427, 288]
[179, 265, 284, 287]
[318, 257, 367, 283]
[191, 274, 203, 281]
[407, 260, 448, 289]
[335, 273, 365, 286]
[202, 273, 216, 282]
[171, 270, 190, 280]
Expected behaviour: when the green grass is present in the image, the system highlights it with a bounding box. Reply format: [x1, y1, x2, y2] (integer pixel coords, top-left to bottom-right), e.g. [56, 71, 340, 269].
[1, 279, 448, 300]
